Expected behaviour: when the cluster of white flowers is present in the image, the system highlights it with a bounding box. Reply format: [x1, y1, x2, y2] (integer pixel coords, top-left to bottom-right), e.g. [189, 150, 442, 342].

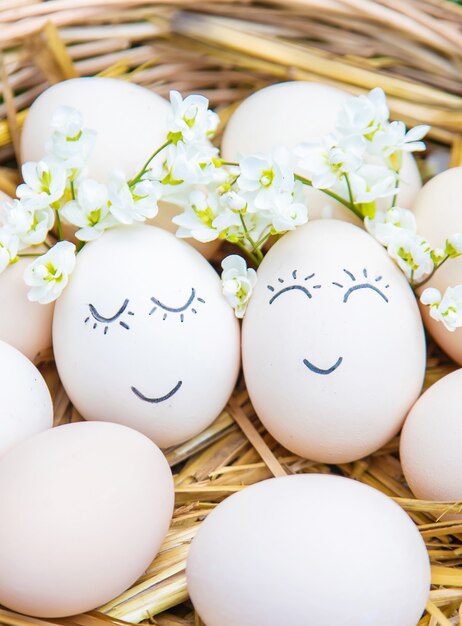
[3, 85, 462, 326]
[295, 88, 429, 217]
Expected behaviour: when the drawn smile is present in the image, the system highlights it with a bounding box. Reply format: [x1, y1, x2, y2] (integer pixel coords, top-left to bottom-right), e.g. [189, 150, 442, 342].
[131, 380, 183, 404]
[303, 356, 343, 375]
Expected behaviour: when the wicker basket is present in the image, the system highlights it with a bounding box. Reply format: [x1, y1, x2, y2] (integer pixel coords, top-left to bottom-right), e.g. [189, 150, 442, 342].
[1, 2, 462, 625]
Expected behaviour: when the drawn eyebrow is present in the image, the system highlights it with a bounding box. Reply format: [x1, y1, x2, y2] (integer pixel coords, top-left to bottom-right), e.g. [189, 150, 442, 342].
[343, 284, 389, 303]
[269, 285, 312, 305]
[150, 288, 196, 313]
[89, 299, 129, 323]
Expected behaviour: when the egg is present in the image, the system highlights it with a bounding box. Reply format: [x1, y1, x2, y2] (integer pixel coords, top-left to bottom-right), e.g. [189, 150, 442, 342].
[187, 474, 430, 626]
[413, 167, 462, 364]
[243, 220, 425, 463]
[221, 81, 421, 224]
[0, 192, 54, 360]
[53, 224, 240, 448]
[401, 369, 462, 508]
[0, 421, 173, 617]
[21, 77, 220, 258]
[0, 340, 53, 457]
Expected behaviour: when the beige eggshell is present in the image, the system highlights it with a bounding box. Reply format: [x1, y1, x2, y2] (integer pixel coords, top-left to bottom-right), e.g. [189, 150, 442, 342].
[221, 81, 421, 224]
[20, 77, 220, 258]
[0, 421, 174, 617]
[401, 369, 462, 507]
[243, 220, 425, 463]
[413, 167, 462, 364]
[0, 340, 53, 457]
[53, 224, 240, 448]
[187, 474, 430, 626]
[0, 192, 54, 361]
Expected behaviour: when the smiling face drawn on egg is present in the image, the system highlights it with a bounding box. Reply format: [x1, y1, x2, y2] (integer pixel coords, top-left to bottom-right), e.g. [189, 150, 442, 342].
[242, 220, 426, 464]
[266, 267, 390, 376]
[53, 224, 240, 449]
[83, 290, 207, 405]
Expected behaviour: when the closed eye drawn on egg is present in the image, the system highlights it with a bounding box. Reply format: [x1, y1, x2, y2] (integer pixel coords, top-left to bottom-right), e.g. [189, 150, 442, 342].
[131, 380, 183, 404]
[267, 271, 320, 305]
[332, 268, 389, 304]
[149, 287, 205, 322]
[85, 299, 134, 334]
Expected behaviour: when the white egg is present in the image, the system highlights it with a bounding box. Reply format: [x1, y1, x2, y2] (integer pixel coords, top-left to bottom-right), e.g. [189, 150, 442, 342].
[243, 220, 425, 463]
[20, 77, 220, 258]
[0, 339, 53, 456]
[413, 167, 462, 364]
[401, 369, 462, 509]
[221, 81, 421, 223]
[187, 474, 430, 626]
[53, 224, 240, 448]
[0, 192, 54, 360]
[0, 421, 174, 617]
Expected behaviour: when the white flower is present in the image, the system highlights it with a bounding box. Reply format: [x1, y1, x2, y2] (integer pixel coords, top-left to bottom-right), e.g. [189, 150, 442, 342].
[267, 191, 308, 232]
[3, 199, 54, 248]
[387, 231, 434, 283]
[421, 286, 462, 332]
[221, 254, 257, 318]
[46, 106, 96, 172]
[446, 233, 462, 258]
[238, 148, 294, 210]
[17, 159, 67, 210]
[365, 206, 416, 246]
[60, 179, 115, 241]
[371, 121, 429, 158]
[295, 134, 365, 189]
[131, 179, 161, 220]
[168, 91, 219, 144]
[337, 87, 389, 140]
[349, 164, 397, 206]
[24, 240, 76, 304]
[0, 229, 19, 274]
[108, 171, 136, 224]
[173, 189, 224, 242]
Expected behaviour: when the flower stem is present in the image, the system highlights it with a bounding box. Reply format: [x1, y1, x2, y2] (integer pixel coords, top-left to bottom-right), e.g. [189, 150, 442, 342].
[129, 140, 171, 187]
[344, 173, 354, 205]
[391, 175, 400, 208]
[239, 214, 263, 261]
[235, 240, 261, 266]
[70, 180, 76, 201]
[414, 255, 450, 289]
[55, 209, 63, 241]
[294, 173, 364, 220]
[76, 241, 86, 253]
[18, 253, 42, 257]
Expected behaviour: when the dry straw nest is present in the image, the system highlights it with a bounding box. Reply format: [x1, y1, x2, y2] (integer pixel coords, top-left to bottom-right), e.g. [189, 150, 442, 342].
[2, 1, 462, 625]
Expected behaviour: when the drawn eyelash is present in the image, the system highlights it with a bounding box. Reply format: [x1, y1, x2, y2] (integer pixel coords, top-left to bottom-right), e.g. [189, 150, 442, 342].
[332, 268, 389, 304]
[267, 270, 321, 304]
[149, 287, 205, 321]
[85, 299, 134, 334]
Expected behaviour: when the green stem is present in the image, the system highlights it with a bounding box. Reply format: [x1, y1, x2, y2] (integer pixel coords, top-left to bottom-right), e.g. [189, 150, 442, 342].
[129, 140, 171, 187]
[235, 240, 260, 266]
[414, 255, 450, 289]
[239, 214, 263, 261]
[294, 174, 363, 219]
[18, 253, 42, 258]
[391, 175, 400, 208]
[344, 173, 354, 205]
[44, 239, 52, 249]
[76, 240, 86, 253]
[55, 209, 63, 241]
[70, 180, 76, 201]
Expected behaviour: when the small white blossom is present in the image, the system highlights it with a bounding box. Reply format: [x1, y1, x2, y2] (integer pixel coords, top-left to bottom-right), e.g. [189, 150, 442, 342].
[168, 91, 219, 144]
[365, 206, 416, 246]
[267, 191, 308, 232]
[295, 134, 365, 189]
[24, 240, 76, 304]
[238, 148, 294, 210]
[60, 179, 115, 241]
[387, 231, 434, 283]
[46, 106, 96, 172]
[0, 229, 19, 274]
[349, 164, 397, 206]
[371, 121, 429, 159]
[421, 286, 462, 332]
[337, 87, 389, 140]
[221, 254, 257, 318]
[17, 159, 66, 210]
[3, 199, 54, 248]
[446, 233, 462, 258]
[131, 179, 162, 221]
[173, 189, 221, 242]
[108, 171, 136, 225]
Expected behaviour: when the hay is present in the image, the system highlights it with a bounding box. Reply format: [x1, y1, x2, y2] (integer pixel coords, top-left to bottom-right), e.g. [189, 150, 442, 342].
[2, 1, 462, 624]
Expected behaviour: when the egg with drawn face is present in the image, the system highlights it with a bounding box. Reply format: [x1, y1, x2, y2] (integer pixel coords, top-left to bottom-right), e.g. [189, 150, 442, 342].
[243, 220, 425, 463]
[53, 225, 240, 448]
